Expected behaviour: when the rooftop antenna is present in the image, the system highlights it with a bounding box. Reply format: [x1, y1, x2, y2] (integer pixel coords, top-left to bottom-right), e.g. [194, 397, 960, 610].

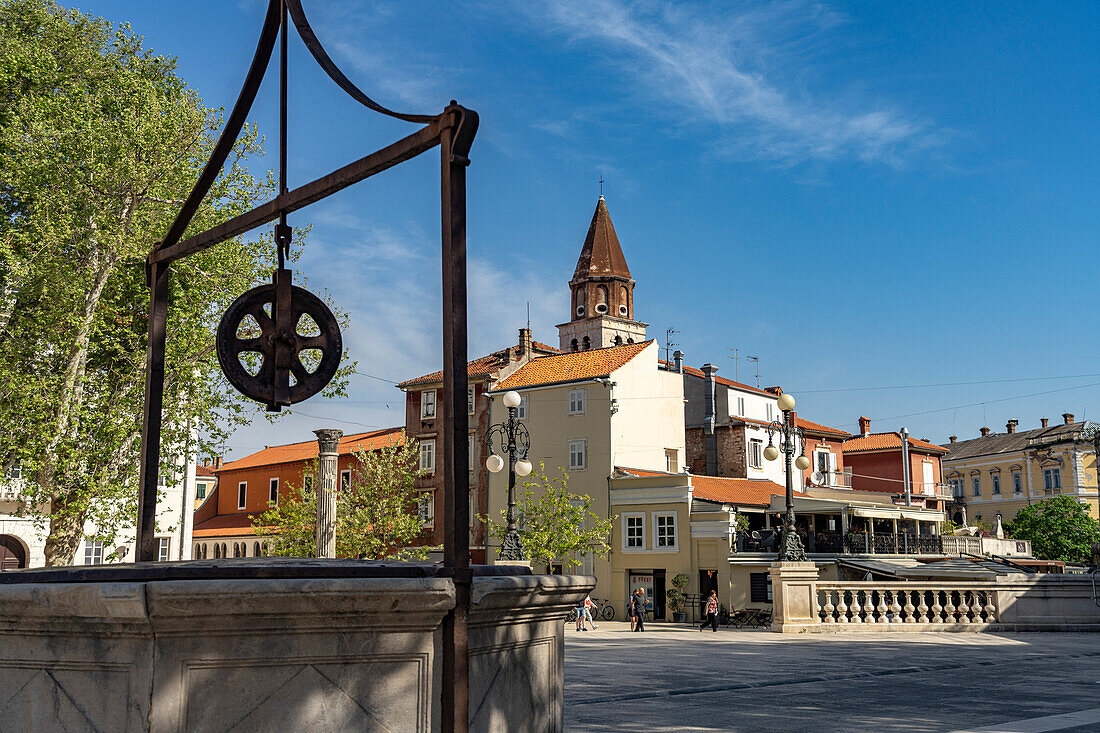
[526, 301, 530, 330]
[664, 328, 679, 364]
[746, 355, 760, 388]
[727, 347, 740, 382]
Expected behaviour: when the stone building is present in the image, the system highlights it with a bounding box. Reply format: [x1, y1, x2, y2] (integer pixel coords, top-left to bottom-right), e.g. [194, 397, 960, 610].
[942, 415, 1098, 525]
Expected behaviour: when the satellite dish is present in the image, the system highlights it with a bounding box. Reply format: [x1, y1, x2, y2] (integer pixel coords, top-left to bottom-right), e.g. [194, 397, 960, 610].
[811, 471, 825, 485]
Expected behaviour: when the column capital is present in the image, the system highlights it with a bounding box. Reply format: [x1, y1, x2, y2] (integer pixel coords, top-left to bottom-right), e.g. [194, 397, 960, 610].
[314, 428, 344, 455]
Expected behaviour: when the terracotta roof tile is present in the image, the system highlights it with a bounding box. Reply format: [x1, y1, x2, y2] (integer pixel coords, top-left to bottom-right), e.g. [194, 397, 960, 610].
[843, 433, 947, 454]
[396, 341, 559, 388]
[217, 427, 404, 472]
[615, 468, 805, 508]
[192, 513, 266, 537]
[795, 417, 852, 438]
[495, 341, 652, 391]
[196, 465, 218, 477]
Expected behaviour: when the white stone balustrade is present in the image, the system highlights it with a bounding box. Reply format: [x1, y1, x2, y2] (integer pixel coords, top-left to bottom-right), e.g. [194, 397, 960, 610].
[816, 583, 998, 626]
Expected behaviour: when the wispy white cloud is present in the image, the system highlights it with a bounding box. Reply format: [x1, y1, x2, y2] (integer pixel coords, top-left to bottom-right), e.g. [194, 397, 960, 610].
[522, 0, 943, 166]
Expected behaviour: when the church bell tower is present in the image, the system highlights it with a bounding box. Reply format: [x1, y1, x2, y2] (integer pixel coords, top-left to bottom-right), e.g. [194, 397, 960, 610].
[557, 196, 648, 352]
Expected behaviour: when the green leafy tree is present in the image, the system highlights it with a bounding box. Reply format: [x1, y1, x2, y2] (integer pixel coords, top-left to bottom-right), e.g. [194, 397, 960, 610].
[483, 464, 615, 570]
[254, 437, 429, 560]
[0, 0, 348, 564]
[1004, 496, 1100, 562]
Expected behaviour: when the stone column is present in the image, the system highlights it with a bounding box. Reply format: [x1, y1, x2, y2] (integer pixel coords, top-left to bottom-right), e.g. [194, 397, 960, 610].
[314, 429, 342, 559]
[769, 561, 820, 633]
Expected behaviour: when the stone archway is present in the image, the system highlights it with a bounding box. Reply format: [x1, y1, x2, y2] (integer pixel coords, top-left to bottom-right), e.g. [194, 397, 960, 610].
[0, 534, 27, 570]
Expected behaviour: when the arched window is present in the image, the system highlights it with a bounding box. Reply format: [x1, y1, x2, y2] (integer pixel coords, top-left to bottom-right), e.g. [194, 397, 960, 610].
[614, 335, 623, 346]
[214, 543, 221, 559]
[582, 336, 590, 351]
[570, 339, 578, 352]
[574, 288, 586, 317]
[254, 541, 261, 557]
[202, 544, 208, 559]
[627, 338, 634, 344]
[194, 545, 201, 559]
[234, 542, 242, 558]
[595, 285, 608, 314]
[221, 543, 227, 558]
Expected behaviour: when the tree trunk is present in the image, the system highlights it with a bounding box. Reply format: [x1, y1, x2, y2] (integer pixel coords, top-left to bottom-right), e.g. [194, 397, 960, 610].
[43, 492, 87, 566]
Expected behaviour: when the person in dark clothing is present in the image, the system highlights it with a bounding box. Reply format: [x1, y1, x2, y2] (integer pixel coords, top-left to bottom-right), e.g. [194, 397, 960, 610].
[631, 589, 646, 632]
[699, 590, 719, 632]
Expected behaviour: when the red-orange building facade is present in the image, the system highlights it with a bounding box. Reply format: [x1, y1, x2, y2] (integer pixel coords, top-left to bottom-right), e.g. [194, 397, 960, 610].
[842, 416, 951, 510]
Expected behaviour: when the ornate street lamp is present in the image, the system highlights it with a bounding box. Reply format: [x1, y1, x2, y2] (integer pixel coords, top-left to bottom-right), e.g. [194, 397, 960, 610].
[764, 392, 811, 562]
[486, 390, 533, 561]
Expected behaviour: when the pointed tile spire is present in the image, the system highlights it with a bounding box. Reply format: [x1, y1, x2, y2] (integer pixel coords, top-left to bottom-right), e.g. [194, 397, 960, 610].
[572, 196, 631, 283]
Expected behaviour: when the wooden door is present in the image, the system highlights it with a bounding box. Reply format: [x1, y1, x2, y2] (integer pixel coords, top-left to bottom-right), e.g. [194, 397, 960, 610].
[0, 535, 26, 570]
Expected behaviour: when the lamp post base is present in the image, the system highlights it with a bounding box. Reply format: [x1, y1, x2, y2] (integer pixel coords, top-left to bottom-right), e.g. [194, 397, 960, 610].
[778, 529, 807, 562]
[499, 532, 526, 562]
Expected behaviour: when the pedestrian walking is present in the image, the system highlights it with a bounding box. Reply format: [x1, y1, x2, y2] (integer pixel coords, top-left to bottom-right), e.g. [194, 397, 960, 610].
[699, 590, 719, 632]
[580, 594, 599, 630]
[632, 588, 646, 632]
[575, 598, 587, 631]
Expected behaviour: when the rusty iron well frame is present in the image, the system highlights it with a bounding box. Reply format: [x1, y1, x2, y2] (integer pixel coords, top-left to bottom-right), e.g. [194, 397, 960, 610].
[135, 1, 477, 728]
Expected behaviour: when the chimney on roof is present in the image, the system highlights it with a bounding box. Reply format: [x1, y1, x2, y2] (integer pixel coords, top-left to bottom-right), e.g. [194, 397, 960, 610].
[214, 456, 224, 469]
[858, 416, 871, 437]
[1006, 419, 1018, 434]
[702, 363, 719, 476]
[1041, 417, 1049, 428]
[949, 436, 957, 443]
[673, 350, 684, 374]
[979, 427, 990, 437]
[1062, 412, 1074, 425]
[518, 327, 532, 357]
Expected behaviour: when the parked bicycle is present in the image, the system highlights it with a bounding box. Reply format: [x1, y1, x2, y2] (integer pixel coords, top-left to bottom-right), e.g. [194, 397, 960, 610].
[564, 597, 615, 623]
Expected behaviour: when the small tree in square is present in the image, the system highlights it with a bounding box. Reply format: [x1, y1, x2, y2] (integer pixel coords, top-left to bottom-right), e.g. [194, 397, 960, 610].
[254, 437, 429, 560]
[1005, 495, 1100, 562]
[483, 464, 614, 570]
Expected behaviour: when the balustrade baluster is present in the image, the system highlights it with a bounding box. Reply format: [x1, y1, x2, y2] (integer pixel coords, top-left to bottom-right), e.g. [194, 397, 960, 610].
[943, 591, 956, 624]
[849, 589, 863, 623]
[902, 590, 916, 623]
[930, 590, 943, 623]
[836, 591, 849, 624]
[874, 590, 887, 623]
[916, 590, 929, 623]
[888, 590, 902, 623]
[957, 591, 971, 624]
[822, 589, 835, 623]
[983, 591, 997, 623]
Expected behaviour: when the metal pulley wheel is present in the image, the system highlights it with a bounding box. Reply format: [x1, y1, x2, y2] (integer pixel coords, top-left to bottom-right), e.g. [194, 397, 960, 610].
[216, 269, 342, 409]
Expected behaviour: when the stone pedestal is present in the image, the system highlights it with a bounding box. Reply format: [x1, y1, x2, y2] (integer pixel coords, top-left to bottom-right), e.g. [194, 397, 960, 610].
[0, 560, 593, 732]
[769, 561, 820, 633]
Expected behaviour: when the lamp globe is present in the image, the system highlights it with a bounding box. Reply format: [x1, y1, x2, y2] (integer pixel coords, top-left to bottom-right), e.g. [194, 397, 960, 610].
[502, 391, 522, 409]
[763, 445, 779, 462]
[777, 393, 795, 412]
[485, 454, 505, 473]
[515, 459, 533, 477]
[794, 454, 811, 471]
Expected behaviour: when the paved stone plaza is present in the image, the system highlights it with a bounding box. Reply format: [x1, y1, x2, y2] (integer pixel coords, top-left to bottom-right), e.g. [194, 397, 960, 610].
[564, 622, 1100, 732]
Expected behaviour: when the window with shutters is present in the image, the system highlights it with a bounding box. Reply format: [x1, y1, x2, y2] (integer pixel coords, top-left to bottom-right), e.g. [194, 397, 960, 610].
[750, 572, 773, 603]
[420, 440, 435, 473]
[748, 440, 763, 469]
[421, 389, 436, 419]
[568, 439, 586, 471]
[569, 388, 586, 415]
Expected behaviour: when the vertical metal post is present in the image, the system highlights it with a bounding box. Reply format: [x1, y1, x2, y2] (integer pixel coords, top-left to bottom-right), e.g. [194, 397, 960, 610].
[901, 427, 912, 506]
[136, 262, 170, 562]
[440, 107, 471, 733]
[314, 428, 341, 558]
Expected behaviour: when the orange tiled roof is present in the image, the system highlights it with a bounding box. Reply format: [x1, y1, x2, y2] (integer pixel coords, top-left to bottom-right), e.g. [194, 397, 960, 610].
[795, 417, 851, 438]
[690, 475, 808, 507]
[496, 341, 652, 391]
[196, 465, 218, 477]
[843, 433, 947, 454]
[615, 467, 804, 508]
[217, 427, 404, 472]
[192, 512, 266, 538]
[397, 341, 560, 388]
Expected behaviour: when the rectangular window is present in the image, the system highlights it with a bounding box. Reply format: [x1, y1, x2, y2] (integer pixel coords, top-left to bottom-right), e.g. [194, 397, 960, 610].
[766, 403, 774, 422]
[654, 513, 677, 549]
[269, 477, 279, 505]
[340, 469, 351, 492]
[421, 389, 436, 419]
[418, 493, 434, 525]
[420, 440, 436, 473]
[517, 394, 528, 420]
[195, 482, 207, 500]
[665, 449, 678, 473]
[569, 388, 586, 415]
[748, 439, 763, 469]
[735, 397, 745, 417]
[972, 476, 981, 497]
[237, 481, 247, 509]
[83, 540, 104, 566]
[624, 513, 645, 549]
[467, 385, 475, 415]
[568, 439, 587, 471]
[1043, 468, 1061, 492]
[991, 473, 1000, 495]
[4, 461, 21, 480]
[157, 537, 171, 562]
[303, 474, 314, 493]
[749, 572, 773, 603]
[949, 479, 963, 498]
[1012, 472, 1022, 494]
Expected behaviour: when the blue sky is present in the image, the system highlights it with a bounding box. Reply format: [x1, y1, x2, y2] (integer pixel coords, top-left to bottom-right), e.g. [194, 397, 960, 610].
[81, 1, 1100, 455]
